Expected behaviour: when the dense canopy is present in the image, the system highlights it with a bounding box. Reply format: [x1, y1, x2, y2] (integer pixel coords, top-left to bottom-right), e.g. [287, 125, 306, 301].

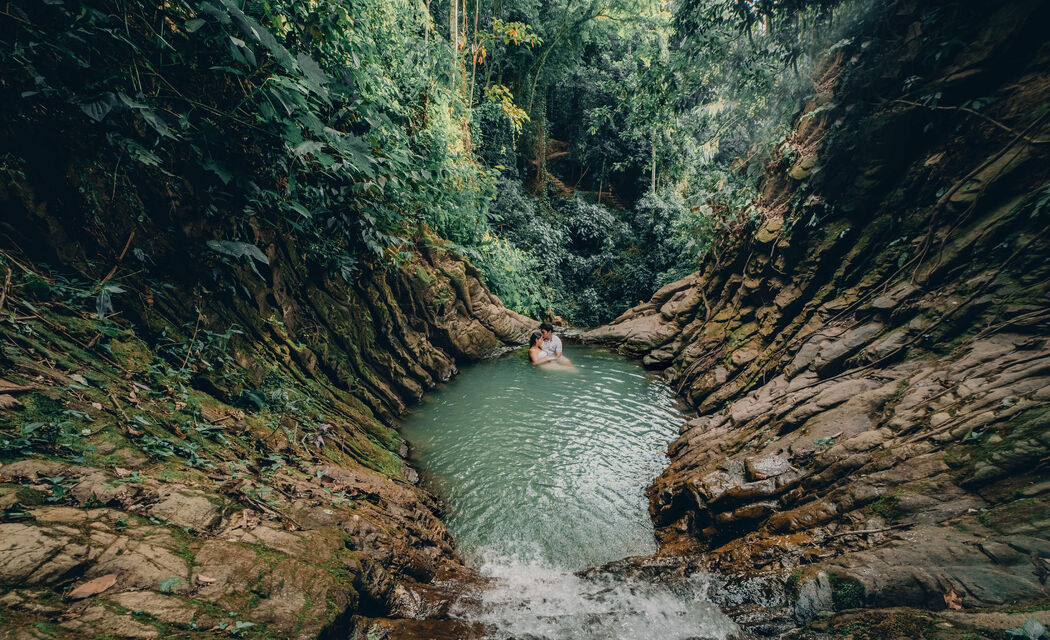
[1, 0, 857, 326]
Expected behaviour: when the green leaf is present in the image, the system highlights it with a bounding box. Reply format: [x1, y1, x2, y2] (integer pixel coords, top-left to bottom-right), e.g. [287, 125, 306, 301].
[296, 111, 325, 136]
[207, 240, 269, 265]
[80, 93, 119, 122]
[257, 99, 276, 121]
[295, 52, 329, 100]
[287, 202, 311, 219]
[198, 2, 230, 25]
[209, 65, 244, 76]
[262, 85, 293, 116]
[221, 0, 295, 70]
[141, 110, 173, 138]
[202, 158, 232, 184]
[229, 36, 257, 67]
[157, 577, 181, 592]
[117, 93, 148, 110]
[185, 18, 206, 33]
[96, 288, 114, 318]
[21, 422, 45, 435]
[292, 141, 323, 157]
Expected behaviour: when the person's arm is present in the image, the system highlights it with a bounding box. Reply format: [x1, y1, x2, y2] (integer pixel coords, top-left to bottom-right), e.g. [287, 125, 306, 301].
[554, 338, 571, 365]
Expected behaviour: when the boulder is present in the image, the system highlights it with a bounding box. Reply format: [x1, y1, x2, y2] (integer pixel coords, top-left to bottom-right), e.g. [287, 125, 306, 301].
[60, 605, 159, 638]
[788, 154, 819, 180]
[148, 487, 223, 532]
[106, 591, 200, 625]
[0, 523, 85, 586]
[583, 313, 678, 354]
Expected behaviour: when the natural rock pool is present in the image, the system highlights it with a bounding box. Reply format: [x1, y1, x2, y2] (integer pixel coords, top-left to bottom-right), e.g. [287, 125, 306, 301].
[400, 344, 739, 639]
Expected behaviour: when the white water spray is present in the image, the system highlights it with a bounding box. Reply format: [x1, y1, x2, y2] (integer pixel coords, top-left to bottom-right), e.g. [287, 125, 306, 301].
[450, 554, 739, 640]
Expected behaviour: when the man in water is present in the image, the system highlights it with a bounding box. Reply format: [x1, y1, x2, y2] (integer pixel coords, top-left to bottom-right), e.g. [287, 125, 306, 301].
[538, 322, 572, 365]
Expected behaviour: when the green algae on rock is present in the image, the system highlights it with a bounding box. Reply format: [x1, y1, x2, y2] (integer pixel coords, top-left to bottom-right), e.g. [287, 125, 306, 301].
[0, 242, 535, 638]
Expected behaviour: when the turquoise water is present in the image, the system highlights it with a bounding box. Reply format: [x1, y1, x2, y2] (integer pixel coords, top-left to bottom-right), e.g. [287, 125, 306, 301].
[400, 344, 685, 570]
[400, 344, 740, 639]
[400, 344, 739, 639]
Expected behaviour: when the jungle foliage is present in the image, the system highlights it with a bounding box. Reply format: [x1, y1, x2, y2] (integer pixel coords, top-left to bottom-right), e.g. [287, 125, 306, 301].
[455, 0, 859, 324]
[0, 0, 855, 326]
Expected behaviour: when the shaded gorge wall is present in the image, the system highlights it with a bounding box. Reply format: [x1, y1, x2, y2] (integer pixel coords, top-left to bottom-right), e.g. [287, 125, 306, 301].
[586, 0, 1050, 631]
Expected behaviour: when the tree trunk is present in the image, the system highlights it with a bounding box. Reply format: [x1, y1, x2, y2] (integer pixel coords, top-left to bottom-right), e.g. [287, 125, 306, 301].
[650, 130, 657, 195]
[450, 0, 459, 90]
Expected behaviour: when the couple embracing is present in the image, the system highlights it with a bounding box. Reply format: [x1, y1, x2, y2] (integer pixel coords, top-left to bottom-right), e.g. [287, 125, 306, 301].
[528, 322, 573, 366]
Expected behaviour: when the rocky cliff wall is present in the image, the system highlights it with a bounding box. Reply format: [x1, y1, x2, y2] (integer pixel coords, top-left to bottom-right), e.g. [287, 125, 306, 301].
[587, 0, 1050, 633]
[0, 149, 535, 636]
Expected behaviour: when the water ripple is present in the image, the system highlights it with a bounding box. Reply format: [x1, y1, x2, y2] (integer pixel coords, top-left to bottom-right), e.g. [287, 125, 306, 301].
[399, 347, 742, 637]
[401, 345, 685, 570]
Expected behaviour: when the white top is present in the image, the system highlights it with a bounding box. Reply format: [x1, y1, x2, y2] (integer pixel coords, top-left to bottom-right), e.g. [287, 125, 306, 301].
[539, 334, 562, 358]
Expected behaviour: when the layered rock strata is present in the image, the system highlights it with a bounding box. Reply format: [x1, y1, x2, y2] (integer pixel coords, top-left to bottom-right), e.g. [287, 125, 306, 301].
[587, 0, 1050, 628]
[1, 197, 534, 636]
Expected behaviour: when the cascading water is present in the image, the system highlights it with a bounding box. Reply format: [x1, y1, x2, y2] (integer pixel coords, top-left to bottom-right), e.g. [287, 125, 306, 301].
[400, 345, 740, 639]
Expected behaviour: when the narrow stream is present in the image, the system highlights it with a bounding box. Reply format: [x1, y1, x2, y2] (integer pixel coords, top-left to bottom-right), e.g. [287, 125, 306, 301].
[400, 344, 739, 639]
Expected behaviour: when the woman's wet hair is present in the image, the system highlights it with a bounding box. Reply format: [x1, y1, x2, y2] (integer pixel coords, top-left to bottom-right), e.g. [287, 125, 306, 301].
[529, 331, 543, 348]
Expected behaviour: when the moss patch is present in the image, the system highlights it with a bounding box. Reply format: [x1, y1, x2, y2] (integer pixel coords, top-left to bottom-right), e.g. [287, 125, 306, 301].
[817, 608, 937, 639]
[106, 335, 153, 373]
[829, 573, 866, 610]
[869, 494, 903, 524]
[786, 569, 804, 603]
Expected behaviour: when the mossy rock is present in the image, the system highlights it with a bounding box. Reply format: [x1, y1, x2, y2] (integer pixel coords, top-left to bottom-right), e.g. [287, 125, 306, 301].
[869, 494, 903, 524]
[830, 573, 867, 610]
[107, 335, 153, 373]
[808, 608, 940, 639]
